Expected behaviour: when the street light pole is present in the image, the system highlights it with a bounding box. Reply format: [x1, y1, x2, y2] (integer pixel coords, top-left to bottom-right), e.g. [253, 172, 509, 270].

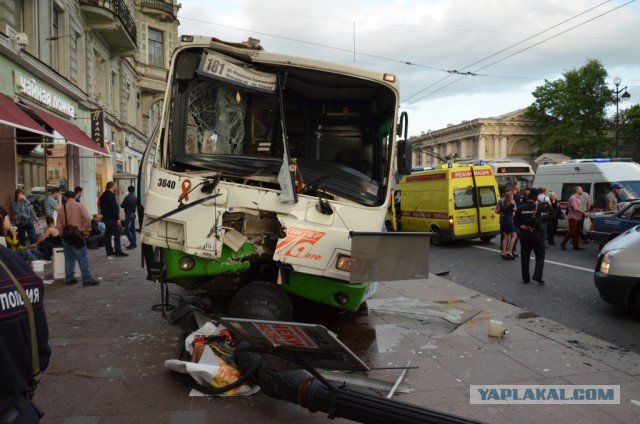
[613, 77, 631, 158]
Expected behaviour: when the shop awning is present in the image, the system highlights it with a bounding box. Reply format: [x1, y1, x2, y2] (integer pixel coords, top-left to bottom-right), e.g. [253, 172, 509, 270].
[26, 104, 110, 156]
[0, 93, 51, 137]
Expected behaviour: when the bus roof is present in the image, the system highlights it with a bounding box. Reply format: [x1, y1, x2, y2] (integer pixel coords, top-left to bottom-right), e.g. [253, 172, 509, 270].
[175, 35, 400, 93]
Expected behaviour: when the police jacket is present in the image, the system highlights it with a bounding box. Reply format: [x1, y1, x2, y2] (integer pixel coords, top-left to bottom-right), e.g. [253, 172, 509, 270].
[0, 245, 51, 413]
[514, 200, 543, 233]
[99, 190, 120, 220]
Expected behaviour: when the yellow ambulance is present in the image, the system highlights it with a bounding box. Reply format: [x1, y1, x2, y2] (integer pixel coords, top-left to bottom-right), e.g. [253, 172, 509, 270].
[390, 163, 501, 245]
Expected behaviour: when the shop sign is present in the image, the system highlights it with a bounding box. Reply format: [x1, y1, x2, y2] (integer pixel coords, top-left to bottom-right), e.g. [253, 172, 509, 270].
[127, 136, 146, 153]
[15, 74, 75, 119]
[91, 109, 105, 147]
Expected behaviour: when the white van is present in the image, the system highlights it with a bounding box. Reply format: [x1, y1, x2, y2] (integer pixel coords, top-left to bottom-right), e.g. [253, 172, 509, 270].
[594, 224, 640, 315]
[533, 159, 640, 214]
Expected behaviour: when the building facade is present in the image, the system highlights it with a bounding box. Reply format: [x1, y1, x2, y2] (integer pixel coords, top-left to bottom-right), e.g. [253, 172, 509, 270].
[411, 109, 539, 167]
[0, 0, 178, 216]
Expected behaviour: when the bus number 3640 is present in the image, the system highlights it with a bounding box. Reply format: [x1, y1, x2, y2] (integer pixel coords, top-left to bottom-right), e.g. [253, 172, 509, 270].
[157, 178, 176, 189]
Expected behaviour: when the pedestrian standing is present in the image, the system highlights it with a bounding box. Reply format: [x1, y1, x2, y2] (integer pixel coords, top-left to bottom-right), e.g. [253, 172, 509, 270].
[514, 186, 529, 207]
[11, 189, 39, 246]
[99, 182, 128, 257]
[44, 187, 62, 223]
[560, 186, 586, 251]
[496, 191, 517, 260]
[74, 187, 83, 203]
[120, 186, 137, 249]
[0, 244, 51, 423]
[605, 183, 622, 211]
[56, 191, 99, 286]
[514, 188, 546, 285]
[546, 192, 560, 245]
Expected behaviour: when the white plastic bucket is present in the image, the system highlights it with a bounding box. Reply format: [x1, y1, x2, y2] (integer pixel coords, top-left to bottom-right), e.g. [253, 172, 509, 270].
[31, 260, 46, 272]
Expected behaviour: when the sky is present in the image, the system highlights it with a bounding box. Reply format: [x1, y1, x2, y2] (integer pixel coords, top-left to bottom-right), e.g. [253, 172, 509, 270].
[176, 0, 640, 137]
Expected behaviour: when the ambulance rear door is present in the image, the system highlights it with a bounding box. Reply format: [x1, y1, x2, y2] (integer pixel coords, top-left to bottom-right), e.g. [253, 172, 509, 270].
[473, 167, 500, 236]
[450, 168, 479, 237]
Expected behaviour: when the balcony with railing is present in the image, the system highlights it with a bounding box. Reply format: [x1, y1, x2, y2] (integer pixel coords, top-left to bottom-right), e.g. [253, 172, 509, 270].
[79, 0, 137, 55]
[140, 0, 178, 19]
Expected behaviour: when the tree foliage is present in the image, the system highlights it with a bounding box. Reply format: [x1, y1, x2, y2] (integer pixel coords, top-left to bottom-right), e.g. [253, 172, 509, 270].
[525, 59, 612, 158]
[622, 104, 640, 161]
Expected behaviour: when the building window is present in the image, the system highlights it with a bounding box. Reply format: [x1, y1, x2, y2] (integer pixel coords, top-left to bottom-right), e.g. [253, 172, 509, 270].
[15, 0, 24, 31]
[148, 28, 163, 67]
[52, 8, 60, 70]
[111, 71, 117, 111]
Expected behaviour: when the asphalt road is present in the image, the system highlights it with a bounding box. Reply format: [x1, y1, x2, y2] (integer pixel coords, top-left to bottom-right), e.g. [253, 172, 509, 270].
[427, 233, 640, 354]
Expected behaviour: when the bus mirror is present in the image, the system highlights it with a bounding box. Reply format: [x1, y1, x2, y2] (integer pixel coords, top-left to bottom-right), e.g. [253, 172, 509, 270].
[397, 111, 408, 139]
[397, 139, 413, 175]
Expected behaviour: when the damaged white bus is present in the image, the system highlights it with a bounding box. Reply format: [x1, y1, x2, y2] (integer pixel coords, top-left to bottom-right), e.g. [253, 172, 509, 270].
[138, 35, 427, 320]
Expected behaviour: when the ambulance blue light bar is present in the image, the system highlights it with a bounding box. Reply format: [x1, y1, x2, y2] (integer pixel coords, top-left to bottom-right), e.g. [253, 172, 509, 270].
[410, 166, 436, 172]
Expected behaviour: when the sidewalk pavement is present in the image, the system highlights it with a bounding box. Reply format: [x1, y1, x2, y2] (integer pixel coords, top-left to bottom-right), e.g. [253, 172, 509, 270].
[33, 240, 640, 424]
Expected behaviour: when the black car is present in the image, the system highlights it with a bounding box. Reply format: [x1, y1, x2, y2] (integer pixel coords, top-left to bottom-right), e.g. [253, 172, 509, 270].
[590, 200, 640, 248]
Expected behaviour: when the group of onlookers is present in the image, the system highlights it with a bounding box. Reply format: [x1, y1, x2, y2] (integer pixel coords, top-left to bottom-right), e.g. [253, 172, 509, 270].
[1, 182, 138, 287]
[495, 182, 624, 285]
[496, 186, 560, 259]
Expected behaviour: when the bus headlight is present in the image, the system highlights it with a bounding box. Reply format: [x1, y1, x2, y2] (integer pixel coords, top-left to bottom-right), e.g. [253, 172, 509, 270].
[336, 255, 355, 272]
[599, 249, 620, 274]
[178, 256, 195, 271]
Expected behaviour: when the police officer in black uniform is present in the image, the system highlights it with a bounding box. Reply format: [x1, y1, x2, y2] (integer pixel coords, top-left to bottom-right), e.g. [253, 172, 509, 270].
[0, 244, 51, 423]
[514, 188, 546, 285]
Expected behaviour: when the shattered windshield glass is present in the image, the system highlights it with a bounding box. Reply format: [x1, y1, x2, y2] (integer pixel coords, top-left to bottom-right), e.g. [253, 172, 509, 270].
[185, 84, 246, 156]
[168, 48, 397, 207]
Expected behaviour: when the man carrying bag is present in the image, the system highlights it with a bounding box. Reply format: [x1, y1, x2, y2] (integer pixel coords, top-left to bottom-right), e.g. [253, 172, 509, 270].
[55, 191, 99, 286]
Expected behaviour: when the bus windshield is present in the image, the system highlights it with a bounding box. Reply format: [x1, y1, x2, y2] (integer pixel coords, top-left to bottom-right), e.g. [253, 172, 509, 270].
[166, 48, 397, 207]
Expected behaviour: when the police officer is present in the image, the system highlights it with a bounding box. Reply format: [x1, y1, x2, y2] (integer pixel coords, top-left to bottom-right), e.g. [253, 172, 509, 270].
[514, 188, 546, 285]
[0, 244, 51, 423]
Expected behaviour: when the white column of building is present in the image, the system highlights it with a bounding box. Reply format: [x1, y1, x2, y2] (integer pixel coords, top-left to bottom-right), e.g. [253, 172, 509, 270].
[500, 135, 508, 159]
[478, 136, 486, 160]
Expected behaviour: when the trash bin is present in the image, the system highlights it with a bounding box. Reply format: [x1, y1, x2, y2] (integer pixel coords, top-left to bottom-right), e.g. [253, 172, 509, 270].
[53, 247, 80, 280]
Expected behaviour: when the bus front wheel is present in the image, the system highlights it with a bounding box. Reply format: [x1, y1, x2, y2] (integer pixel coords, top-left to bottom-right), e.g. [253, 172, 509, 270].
[229, 281, 293, 321]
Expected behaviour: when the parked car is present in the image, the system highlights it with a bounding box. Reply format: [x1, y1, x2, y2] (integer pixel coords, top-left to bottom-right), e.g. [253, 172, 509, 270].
[589, 200, 640, 248]
[594, 224, 640, 315]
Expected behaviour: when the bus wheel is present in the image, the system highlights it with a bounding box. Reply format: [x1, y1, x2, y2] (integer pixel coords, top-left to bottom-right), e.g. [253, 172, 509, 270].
[431, 228, 444, 246]
[229, 281, 293, 321]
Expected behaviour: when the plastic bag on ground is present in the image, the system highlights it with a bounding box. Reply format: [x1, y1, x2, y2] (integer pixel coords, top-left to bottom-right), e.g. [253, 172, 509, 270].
[165, 321, 260, 396]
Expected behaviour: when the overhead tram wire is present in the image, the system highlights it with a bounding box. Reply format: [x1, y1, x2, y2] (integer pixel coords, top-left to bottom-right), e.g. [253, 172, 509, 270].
[179, 16, 448, 73]
[401, 0, 616, 104]
[471, 0, 636, 74]
[179, 0, 635, 105]
[403, 0, 635, 106]
[402, 0, 615, 104]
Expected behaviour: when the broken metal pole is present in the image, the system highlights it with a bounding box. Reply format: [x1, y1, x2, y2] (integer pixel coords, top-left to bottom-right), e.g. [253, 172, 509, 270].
[236, 346, 484, 424]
